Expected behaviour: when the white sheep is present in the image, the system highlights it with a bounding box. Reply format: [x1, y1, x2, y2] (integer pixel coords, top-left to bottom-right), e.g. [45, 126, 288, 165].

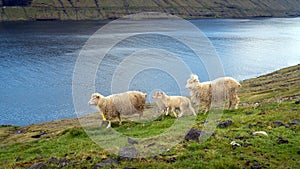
[152, 91, 167, 114]
[186, 74, 241, 113]
[88, 91, 147, 128]
[152, 91, 196, 118]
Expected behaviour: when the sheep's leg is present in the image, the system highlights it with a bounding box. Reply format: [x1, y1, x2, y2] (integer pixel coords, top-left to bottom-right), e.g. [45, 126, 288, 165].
[234, 96, 240, 109]
[166, 107, 170, 116]
[106, 121, 111, 128]
[118, 113, 122, 126]
[178, 109, 183, 118]
[172, 108, 178, 118]
[138, 111, 143, 120]
[228, 100, 232, 109]
[203, 102, 210, 115]
[188, 102, 196, 116]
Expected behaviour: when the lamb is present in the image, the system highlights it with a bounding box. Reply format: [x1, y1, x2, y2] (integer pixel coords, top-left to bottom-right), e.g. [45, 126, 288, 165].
[152, 91, 196, 118]
[151, 91, 167, 114]
[185, 74, 241, 113]
[88, 91, 147, 128]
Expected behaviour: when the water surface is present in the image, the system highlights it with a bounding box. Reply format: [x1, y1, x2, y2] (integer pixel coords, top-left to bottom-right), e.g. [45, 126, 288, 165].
[0, 18, 299, 126]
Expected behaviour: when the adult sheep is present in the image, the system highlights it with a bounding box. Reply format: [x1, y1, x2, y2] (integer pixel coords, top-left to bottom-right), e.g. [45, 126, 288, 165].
[88, 91, 147, 128]
[186, 74, 241, 113]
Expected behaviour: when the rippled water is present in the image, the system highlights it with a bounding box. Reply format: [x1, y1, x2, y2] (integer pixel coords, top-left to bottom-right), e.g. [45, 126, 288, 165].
[0, 18, 299, 126]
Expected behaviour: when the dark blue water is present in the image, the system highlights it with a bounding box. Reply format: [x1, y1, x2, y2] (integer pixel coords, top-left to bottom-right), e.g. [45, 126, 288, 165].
[1, 18, 300, 126]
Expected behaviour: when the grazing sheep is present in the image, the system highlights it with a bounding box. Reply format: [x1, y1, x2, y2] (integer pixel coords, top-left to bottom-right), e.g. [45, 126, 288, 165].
[153, 91, 196, 118]
[88, 91, 147, 128]
[185, 74, 241, 113]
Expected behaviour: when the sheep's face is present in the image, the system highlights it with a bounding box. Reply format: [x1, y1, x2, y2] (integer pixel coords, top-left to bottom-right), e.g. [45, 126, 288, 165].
[152, 91, 163, 99]
[88, 93, 101, 106]
[186, 75, 199, 89]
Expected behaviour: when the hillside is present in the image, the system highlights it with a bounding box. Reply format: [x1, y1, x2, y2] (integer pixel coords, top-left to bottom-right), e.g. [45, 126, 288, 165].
[1, 0, 300, 21]
[0, 64, 299, 168]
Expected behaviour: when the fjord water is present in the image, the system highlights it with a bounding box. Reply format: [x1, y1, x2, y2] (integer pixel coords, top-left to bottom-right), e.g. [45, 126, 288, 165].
[1, 18, 299, 126]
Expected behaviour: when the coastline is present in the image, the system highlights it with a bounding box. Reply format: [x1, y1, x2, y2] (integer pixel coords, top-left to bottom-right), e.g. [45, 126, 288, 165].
[1, 64, 299, 127]
[1, 0, 300, 21]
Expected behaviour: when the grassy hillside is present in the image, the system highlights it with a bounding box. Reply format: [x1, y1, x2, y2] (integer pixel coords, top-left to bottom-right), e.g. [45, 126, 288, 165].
[1, 0, 300, 21]
[0, 64, 299, 168]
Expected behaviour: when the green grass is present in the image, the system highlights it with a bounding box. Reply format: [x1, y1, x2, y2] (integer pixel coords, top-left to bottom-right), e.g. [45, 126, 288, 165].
[0, 65, 299, 168]
[1, 101, 299, 168]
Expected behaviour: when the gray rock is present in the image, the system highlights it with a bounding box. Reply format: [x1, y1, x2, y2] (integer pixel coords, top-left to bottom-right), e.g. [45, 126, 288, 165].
[277, 137, 289, 144]
[119, 146, 138, 160]
[185, 128, 213, 141]
[58, 158, 69, 167]
[288, 119, 299, 126]
[217, 120, 233, 128]
[273, 121, 285, 127]
[251, 162, 263, 169]
[16, 157, 23, 162]
[28, 162, 46, 169]
[93, 158, 119, 168]
[47, 157, 58, 164]
[128, 137, 138, 145]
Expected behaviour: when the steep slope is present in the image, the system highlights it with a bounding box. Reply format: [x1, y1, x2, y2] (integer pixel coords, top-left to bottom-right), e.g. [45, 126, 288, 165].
[0, 0, 300, 21]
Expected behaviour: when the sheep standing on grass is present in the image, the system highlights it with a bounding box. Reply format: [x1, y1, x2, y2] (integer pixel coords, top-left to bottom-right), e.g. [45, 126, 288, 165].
[186, 74, 241, 113]
[152, 91, 167, 114]
[152, 91, 196, 118]
[88, 91, 147, 128]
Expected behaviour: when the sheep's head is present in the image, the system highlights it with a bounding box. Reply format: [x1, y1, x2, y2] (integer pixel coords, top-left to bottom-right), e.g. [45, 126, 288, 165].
[185, 74, 200, 89]
[88, 93, 102, 106]
[152, 91, 163, 99]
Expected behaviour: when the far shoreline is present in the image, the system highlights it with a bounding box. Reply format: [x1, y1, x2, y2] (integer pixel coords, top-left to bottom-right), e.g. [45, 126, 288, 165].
[1, 15, 300, 22]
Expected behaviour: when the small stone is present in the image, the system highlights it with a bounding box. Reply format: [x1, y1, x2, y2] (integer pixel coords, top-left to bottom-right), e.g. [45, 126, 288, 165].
[124, 167, 138, 169]
[288, 120, 299, 126]
[200, 120, 208, 124]
[242, 103, 249, 107]
[28, 162, 46, 169]
[58, 158, 69, 167]
[47, 157, 58, 164]
[16, 157, 23, 162]
[14, 130, 23, 134]
[251, 162, 263, 169]
[235, 136, 244, 140]
[128, 138, 138, 145]
[242, 143, 249, 147]
[246, 112, 253, 115]
[277, 137, 289, 144]
[217, 120, 233, 128]
[119, 147, 138, 161]
[166, 157, 177, 163]
[93, 158, 119, 168]
[273, 121, 285, 127]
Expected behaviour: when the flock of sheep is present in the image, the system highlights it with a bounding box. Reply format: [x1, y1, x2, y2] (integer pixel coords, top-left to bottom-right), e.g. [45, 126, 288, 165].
[88, 74, 241, 128]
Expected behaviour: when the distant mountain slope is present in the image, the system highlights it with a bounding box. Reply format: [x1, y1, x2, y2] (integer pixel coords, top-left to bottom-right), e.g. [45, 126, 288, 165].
[1, 0, 300, 21]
